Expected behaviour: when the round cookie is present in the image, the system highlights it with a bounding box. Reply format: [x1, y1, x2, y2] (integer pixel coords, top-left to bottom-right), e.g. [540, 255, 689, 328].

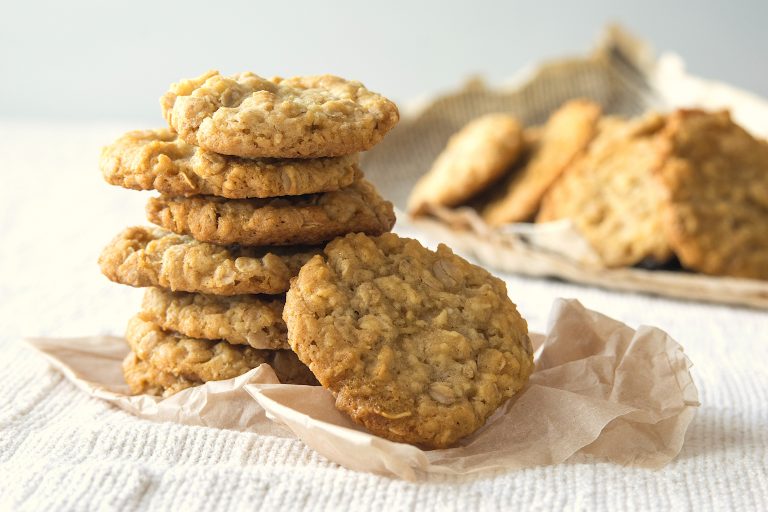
[99, 226, 319, 295]
[408, 113, 523, 214]
[146, 179, 396, 246]
[161, 70, 399, 158]
[655, 109, 768, 279]
[482, 99, 601, 224]
[101, 128, 361, 198]
[140, 287, 288, 349]
[283, 232, 534, 449]
[536, 113, 672, 267]
[122, 352, 198, 398]
[125, 316, 318, 386]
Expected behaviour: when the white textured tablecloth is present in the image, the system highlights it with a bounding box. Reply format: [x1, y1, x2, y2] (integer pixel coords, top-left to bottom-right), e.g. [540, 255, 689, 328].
[0, 121, 766, 511]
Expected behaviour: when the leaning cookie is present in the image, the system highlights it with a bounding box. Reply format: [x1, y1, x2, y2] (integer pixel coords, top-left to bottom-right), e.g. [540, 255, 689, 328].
[161, 70, 399, 158]
[655, 109, 768, 279]
[482, 99, 601, 224]
[101, 128, 361, 198]
[146, 179, 395, 246]
[283, 232, 534, 449]
[140, 287, 288, 350]
[408, 113, 523, 214]
[125, 315, 318, 387]
[98, 226, 319, 295]
[537, 113, 672, 267]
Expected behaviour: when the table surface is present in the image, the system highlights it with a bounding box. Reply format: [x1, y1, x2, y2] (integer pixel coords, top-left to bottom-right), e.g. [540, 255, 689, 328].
[0, 121, 766, 511]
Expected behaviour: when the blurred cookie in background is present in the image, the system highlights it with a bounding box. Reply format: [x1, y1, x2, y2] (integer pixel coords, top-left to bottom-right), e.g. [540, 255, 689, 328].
[655, 109, 768, 279]
[408, 113, 524, 215]
[537, 113, 671, 268]
[481, 99, 601, 225]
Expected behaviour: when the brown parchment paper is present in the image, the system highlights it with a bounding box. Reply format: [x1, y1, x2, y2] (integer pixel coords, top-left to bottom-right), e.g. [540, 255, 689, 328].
[361, 25, 768, 309]
[25, 299, 699, 481]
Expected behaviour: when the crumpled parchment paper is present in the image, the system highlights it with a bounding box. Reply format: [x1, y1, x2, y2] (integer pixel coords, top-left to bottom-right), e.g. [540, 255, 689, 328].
[26, 298, 699, 480]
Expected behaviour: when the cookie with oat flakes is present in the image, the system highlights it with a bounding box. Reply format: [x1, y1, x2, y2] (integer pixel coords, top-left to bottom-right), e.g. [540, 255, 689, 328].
[140, 287, 288, 350]
[98, 226, 319, 295]
[125, 315, 317, 388]
[122, 352, 198, 398]
[161, 70, 399, 158]
[101, 128, 361, 198]
[146, 179, 395, 247]
[283, 232, 534, 449]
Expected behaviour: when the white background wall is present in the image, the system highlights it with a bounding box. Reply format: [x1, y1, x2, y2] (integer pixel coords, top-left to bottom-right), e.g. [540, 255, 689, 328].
[1, 0, 766, 123]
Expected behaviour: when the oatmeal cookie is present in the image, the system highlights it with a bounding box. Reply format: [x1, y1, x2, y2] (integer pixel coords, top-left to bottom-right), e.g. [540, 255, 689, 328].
[101, 128, 361, 198]
[482, 99, 601, 224]
[98, 226, 318, 295]
[122, 352, 199, 397]
[655, 109, 768, 279]
[283, 232, 534, 449]
[146, 179, 395, 246]
[408, 113, 523, 214]
[161, 70, 399, 158]
[125, 315, 318, 386]
[140, 287, 288, 349]
[537, 114, 671, 267]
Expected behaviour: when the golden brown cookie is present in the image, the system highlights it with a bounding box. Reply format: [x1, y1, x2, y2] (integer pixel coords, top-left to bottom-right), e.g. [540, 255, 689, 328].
[146, 179, 396, 246]
[101, 128, 361, 198]
[283, 232, 534, 449]
[122, 352, 198, 398]
[482, 99, 601, 224]
[140, 287, 288, 349]
[408, 113, 523, 214]
[161, 70, 399, 158]
[98, 226, 318, 295]
[125, 315, 318, 387]
[536, 114, 671, 267]
[655, 109, 768, 279]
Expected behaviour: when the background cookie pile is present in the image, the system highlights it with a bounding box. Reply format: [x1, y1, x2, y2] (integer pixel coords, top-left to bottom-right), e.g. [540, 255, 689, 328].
[98, 70, 398, 396]
[409, 102, 768, 280]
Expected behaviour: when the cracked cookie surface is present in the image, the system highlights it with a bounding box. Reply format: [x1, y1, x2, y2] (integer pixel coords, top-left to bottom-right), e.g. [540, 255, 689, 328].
[141, 287, 288, 349]
[101, 128, 361, 198]
[146, 179, 395, 246]
[99, 226, 318, 295]
[125, 316, 318, 387]
[482, 99, 601, 224]
[537, 114, 672, 267]
[161, 70, 399, 158]
[655, 109, 768, 279]
[283, 232, 534, 449]
[408, 113, 523, 214]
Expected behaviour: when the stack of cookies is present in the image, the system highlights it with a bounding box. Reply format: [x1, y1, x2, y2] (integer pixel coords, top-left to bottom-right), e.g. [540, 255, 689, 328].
[409, 102, 768, 280]
[99, 70, 399, 397]
[98, 69, 536, 450]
